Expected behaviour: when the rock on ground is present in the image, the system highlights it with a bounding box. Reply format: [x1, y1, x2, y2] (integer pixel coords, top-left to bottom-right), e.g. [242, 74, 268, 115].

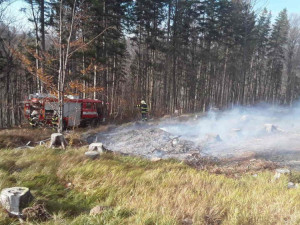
[276, 168, 290, 174]
[90, 205, 111, 216]
[150, 157, 162, 162]
[22, 204, 51, 221]
[274, 168, 290, 179]
[287, 182, 299, 189]
[0, 187, 33, 216]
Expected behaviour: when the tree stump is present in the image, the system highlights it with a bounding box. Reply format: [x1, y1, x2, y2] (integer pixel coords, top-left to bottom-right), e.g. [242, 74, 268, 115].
[205, 134, 222, 143]
[88, 143, 111, 154]
[264, 124, 280, 133]
[88, 143, 104, 153]
[48, 133, 68, 149]
[0, 187, 33, 216]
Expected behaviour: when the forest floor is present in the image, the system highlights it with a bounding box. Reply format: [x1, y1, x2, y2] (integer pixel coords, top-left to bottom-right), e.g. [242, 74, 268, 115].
[1, 123, 300, 224]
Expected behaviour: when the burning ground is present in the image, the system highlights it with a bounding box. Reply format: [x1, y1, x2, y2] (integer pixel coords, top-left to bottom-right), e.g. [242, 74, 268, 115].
[89, 103, 300, 170]
[3, 104, 300, 224]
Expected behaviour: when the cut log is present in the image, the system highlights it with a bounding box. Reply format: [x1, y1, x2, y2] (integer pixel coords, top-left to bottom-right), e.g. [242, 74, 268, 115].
[48, 133, 67, 149]
[0, 187, 33, 216]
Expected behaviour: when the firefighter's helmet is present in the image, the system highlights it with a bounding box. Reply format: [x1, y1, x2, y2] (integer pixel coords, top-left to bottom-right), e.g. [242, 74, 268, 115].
[31, 110, 39, 117]
[31, 98, 39, 104]
[141, 100, 146, 104]
[31, 98, 41, 109]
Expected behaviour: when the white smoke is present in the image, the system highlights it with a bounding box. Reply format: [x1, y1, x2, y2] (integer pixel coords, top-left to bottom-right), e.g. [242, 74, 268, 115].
[91, 102, 300, 164]
[160, 103, 300, 157]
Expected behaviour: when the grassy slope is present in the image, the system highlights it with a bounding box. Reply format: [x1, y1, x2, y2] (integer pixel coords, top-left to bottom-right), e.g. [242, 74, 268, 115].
[0, 147, 300, 225]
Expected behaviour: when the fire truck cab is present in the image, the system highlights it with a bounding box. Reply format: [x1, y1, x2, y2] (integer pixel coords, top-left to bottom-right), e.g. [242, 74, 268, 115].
[24, 93, 107, 128]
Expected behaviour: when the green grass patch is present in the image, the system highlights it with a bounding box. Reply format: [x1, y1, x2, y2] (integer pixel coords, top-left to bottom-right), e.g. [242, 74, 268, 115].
[0, 147, 300, 224]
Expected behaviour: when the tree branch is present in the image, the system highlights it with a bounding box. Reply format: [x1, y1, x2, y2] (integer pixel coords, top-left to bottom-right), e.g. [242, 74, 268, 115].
[68, 26, 116, 58]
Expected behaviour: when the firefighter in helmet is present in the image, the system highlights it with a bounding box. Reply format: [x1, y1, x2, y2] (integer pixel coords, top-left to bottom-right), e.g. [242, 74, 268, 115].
[136, 100, 149, 121]
[28, 98, 41, 127]
[31, 98, 41, 109]
[51, 111, 59, 129]
[29, 109, 39, 127]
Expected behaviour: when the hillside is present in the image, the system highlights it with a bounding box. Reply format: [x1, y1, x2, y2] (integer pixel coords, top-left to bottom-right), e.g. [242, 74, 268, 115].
[1, 140, 300, 224]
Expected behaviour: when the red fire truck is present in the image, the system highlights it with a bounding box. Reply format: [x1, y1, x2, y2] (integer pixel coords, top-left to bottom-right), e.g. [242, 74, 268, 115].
[24, 93, 107, 128]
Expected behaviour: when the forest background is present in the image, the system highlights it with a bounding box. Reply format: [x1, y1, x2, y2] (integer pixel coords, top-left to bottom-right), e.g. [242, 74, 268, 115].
[0, 0, 300, 128]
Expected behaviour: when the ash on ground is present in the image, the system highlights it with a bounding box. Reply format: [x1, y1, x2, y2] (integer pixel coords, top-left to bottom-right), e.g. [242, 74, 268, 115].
[88, 106, 300, 171]
[89, 122, 202, 161]
[88, 120, 279, 174]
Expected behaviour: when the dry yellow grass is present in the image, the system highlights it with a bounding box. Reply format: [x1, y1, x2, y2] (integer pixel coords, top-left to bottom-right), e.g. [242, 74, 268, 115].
[0, 125, 108, 149]
[0, 128, 53, 149]
[0, 146, 300, 225]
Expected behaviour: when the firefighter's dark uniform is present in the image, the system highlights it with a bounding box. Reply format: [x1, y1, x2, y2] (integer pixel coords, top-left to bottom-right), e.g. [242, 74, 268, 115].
[52, 114, 58, 129]
[28, 116, 37, 127]
[137, 102, 149, 121]
[29, 110, 39, 127]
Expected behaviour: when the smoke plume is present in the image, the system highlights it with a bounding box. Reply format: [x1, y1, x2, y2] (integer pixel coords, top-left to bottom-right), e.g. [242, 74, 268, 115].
[160, 102, 300, 157]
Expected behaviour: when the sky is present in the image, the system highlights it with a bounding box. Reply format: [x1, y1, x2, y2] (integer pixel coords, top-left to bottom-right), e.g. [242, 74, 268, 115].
[3, 0, 300, 31]
[3, 0, 29, 32]
[254, 0, 300, 16]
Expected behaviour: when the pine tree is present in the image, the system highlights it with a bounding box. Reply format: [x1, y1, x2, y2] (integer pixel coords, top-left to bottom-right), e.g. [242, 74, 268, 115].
[253, 9, 271, 102]
[268, 9, 289, 103]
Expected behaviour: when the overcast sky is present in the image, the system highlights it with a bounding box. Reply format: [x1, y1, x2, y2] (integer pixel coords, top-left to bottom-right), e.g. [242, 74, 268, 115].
[5, 0, 300, 32]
